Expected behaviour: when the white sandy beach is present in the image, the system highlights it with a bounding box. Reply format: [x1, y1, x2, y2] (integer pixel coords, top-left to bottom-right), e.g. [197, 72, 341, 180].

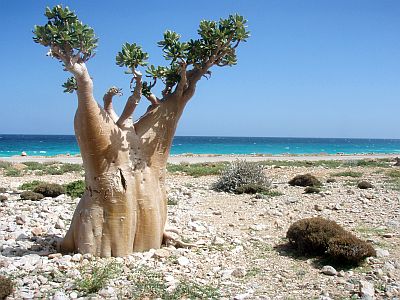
[0, 153, 399, 164]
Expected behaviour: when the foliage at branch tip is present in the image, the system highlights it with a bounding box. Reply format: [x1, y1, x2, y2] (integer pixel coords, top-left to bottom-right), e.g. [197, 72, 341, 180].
[116, 14, 249, 97]
[33, 5, 98, 64]
[62, 77, 78, 93]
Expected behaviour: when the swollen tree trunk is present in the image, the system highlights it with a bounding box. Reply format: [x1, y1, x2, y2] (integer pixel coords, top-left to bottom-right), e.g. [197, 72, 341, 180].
[60, 70, 187, 257]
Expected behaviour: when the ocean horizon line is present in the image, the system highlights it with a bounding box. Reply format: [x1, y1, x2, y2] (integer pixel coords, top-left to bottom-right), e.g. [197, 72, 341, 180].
[2, 135, 400, 157]
[1, 133, 400, 141]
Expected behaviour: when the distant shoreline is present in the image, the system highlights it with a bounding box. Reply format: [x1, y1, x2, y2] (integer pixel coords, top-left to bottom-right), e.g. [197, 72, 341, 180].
[1, 153, 398, 164]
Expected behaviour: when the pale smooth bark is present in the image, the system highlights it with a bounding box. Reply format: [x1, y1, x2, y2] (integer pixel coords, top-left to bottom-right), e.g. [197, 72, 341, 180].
[60, 63, 192, 257]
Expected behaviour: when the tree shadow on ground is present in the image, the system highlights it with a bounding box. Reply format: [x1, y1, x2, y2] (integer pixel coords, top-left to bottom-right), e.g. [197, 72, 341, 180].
[2, 234, 61, 258]
[274, 242, 361, 271]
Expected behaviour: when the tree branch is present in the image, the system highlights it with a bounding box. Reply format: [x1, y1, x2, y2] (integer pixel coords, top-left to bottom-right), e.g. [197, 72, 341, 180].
[103, 87, 122, 123]
[145, 93, 161, 107]
[174, 60, 188, 96]
[116, 72, 142, 128]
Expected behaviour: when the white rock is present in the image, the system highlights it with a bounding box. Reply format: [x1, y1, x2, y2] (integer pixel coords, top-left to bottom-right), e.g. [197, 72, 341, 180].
[189, 221, 207, 232]
[177, 256, 190, 266]
[71, 253, 82, 262]
[154, 248, 170, 258]
[212, 236, 225, 245]
[321, 265, 337, 276]
[52, 291, 68, 300]
[249, 224, 267, 231]
[359, 280, 375, 299]
[376, 248, 390, 257]
[55, 218, 65, 229]
[69, 292, 78, 299]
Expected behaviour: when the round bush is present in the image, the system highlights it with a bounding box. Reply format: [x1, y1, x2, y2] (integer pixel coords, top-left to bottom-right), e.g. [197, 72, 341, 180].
[33, 183, 65, 197]
[357, 181, 373, 189]
[0, 275, 14, 299]
[20, 191, 44, 201]
[65, 180, 85, 198]
[286, 217, 344, 255]
[212, 160, 270, 194]
[287, 217, 376, 265]
[289, 174, 321, 187]
[327, 233, 376, 264]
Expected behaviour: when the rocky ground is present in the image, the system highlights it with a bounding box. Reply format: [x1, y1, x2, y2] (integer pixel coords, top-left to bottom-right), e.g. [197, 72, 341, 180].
[0, 161, 399, 299]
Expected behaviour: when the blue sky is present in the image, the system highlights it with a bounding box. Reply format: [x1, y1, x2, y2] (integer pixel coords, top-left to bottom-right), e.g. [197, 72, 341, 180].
[0, 0, 399, 138]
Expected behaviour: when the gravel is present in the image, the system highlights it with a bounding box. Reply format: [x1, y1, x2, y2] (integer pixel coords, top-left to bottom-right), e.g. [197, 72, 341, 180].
[0, 163, 399, 299]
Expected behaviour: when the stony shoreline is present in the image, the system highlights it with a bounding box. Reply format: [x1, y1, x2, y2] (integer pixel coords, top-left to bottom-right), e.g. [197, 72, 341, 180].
[1, 153, 399, 165]
[0, 159, 399, 299]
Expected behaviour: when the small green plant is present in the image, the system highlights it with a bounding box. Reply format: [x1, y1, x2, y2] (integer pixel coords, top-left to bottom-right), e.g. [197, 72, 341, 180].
[22, 161, 48, 171]
[4, 168, 22, 177]
[167, 162, 227, 177]
[33, 183, 65, 197]
[167, 198, 178, 205]
[384, 170, 400, 190]
[213, 160, 270, 194]
[0, 275, 14, 299]
[20, 191, 44, 201]
[288, 174, 321, 187]
[0, 161, 12, 169]
[129, 267, 220, 299]
[332, 171, 363, 178]
[286, 217, 376, 265]
[75, 261, 121, 295]
[64, 180, 85, 198]
[19, 180, 45, 190]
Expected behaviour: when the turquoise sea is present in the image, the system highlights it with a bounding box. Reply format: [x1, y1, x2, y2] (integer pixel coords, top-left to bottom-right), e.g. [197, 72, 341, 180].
[0, 135, 400, 157]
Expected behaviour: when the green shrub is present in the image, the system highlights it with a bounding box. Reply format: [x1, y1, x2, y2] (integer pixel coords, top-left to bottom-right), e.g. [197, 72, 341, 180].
[20, 191, 44, 201]
[19, 180, 45, 190]
[304, 186, 320, 194]
[22, 161, 47, 171]
[4, 168, 22, 177]
[235, 183, 268, 194]
[0, 161, 11, 169]
[288, 174, 321, 187]
[65, 180, 86, 198]
[212, 160, 270, 194]
[0, 275, 14, 299]
[357, 181, 373, 189]
[332, 171, 363, 178]
[130, 267, 220, 300]
[167, 162, 227, 177]
[75, 261, 121, 295]
[286, 217, 375, 265]
[0, 195, 7, 201]
[33, 183, 65, 197]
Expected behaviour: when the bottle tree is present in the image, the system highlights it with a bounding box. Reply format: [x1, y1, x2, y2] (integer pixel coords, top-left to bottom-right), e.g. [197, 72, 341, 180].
[33, 5, 249, 257]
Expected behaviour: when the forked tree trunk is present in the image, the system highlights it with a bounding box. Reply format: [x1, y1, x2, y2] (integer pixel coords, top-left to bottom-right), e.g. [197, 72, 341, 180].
[59, 73, 188, 257]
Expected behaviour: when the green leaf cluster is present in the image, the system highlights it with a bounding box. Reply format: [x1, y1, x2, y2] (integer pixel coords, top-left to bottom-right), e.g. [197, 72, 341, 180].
[33, 5, 98, 62]
[62, 76, 78, 93]
[116, 42, 149, 70]
[116, 14, 249, 97]
[157, 30, 189, 63]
